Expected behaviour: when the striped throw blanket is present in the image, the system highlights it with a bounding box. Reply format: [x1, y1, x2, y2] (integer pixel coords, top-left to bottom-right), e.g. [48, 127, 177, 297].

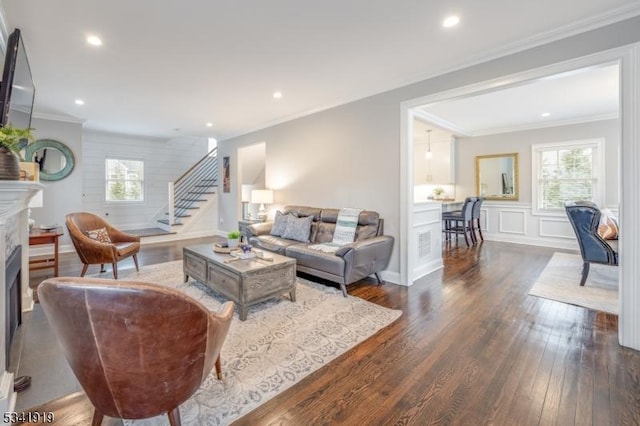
[309, 208, 362, 253]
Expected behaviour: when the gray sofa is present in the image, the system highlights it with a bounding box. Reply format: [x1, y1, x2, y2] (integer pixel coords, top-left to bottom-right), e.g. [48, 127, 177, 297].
[246, 205, 394, 297]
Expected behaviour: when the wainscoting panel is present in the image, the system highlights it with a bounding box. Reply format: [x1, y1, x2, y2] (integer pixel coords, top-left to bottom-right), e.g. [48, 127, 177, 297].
[539, 217, 575, 239]
[498, 209, 526, 235]
[480, 202, 581, 250]
[410, 202, 443, 284]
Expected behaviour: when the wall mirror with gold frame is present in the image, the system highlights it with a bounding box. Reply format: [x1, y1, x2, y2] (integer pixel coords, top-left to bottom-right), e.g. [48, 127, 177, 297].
[476, 153, 519, 201]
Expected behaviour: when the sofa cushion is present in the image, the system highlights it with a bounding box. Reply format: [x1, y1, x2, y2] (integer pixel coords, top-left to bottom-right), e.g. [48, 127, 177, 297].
[315, 222, 336, 243]
[270, 210, 292, 237]
[282, 215, 313, 243]
[284, 206, 322, 221]
[249, 235, 298, 255]
[285, 244, 345, 277]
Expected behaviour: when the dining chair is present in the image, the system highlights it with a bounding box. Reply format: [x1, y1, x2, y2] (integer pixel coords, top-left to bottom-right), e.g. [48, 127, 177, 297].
[442, 197, 478, 246]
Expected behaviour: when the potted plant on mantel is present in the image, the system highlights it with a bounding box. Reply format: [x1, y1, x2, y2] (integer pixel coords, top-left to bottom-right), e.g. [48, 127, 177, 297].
[0, 124, 34, 180]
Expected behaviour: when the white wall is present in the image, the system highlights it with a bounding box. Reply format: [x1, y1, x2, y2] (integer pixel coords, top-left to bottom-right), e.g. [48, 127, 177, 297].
[29, 117, 83, 247]
[456, 119, 619, 207]
[218, 16, 640, 281]
[82, 130, 209, 230]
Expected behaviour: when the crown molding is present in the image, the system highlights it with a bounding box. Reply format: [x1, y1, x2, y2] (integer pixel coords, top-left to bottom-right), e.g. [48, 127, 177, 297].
[466, 112, 620, 137]
[31, 111, 85, 124]
[412, 110, 473, 137]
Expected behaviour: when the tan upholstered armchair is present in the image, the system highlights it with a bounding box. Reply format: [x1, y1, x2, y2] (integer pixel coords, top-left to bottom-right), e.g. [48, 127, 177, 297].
[65, 212, 141, 279]
[38, 277, 234, 425]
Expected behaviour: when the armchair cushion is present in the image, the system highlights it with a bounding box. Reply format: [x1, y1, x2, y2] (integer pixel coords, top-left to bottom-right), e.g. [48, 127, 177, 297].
[87, 227, 111, 243]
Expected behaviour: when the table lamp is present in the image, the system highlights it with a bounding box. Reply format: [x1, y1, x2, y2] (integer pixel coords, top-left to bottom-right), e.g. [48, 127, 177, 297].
[251, 189, 273, 222]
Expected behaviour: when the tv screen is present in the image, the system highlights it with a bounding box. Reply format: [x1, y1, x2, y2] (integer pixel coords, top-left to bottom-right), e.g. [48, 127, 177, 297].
[0, 28, 35, 129]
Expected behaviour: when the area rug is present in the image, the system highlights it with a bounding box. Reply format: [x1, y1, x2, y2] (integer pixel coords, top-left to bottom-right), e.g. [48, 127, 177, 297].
[94, 261, 401, 425]
[528, 252, 618, 314]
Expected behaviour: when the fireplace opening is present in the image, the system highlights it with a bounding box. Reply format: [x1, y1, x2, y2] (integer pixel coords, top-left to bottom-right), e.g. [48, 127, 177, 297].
[5, 245, 22, 369]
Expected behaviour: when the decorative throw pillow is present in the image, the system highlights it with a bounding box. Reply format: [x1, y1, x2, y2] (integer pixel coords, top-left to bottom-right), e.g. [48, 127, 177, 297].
[87, 227, 111, 243]
[270, 210, 292, 237]
[282, 215, 313, 243]
[598, 209, 619, 240]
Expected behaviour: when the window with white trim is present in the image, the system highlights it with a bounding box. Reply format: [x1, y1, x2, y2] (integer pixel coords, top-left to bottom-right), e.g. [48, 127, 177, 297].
[105, 158, 144, 202]
[531, 139, 604, 215]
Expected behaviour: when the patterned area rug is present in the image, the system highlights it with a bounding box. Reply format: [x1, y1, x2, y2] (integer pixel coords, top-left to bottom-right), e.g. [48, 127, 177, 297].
[102, 261, 401, 425]
[528, 252, 618, 314]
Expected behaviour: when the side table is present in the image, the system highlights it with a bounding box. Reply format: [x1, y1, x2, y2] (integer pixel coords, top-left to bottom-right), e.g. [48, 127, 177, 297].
[29, 226, 64, 277]
[238, 219, 261, 242]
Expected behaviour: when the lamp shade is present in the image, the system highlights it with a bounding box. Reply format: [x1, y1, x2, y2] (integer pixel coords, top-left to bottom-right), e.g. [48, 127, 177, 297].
[251, 189, 273, 204]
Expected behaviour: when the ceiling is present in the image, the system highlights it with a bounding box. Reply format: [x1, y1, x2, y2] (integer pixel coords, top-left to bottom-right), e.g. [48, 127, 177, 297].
[1, 1, 639, 140]
[416, 63, 619, 136]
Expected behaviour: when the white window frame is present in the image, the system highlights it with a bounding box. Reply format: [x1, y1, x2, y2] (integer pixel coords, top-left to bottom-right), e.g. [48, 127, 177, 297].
[531, 138, 605, 216]
[105, 158, 145, 203]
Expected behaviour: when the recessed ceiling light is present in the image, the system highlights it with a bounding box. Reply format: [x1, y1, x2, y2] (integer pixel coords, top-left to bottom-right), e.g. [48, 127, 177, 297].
[541, 112, 551, 117]
[442, 15, 460, 28]
[75, 99, 85, 105]
[273, 91, 283, 99]
[206, 122, 213, 127]
[86, 35, 103, 46]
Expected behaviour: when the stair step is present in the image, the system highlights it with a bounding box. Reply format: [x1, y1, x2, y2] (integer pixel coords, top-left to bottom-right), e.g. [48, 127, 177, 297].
[157, 219, 183, 226]
[189, 191, 216, 195]
[164, 213, 192, 218]
[194, 184, 216, 188]
[180, 198, 207, 202]
[174, 204, 200, 209]
[200, 179, 217, 183]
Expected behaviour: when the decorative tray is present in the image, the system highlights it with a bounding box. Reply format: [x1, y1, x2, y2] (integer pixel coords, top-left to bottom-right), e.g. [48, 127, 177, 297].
[213, 244, 232, 254]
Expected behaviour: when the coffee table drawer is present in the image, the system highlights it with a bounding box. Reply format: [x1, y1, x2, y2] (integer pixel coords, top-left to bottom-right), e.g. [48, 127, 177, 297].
[185, 254, 207, 283]
[208, 264, 240, 298]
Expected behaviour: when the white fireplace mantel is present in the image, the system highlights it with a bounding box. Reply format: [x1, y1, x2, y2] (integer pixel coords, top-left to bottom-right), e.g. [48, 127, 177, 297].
[0, 181, 44, 413]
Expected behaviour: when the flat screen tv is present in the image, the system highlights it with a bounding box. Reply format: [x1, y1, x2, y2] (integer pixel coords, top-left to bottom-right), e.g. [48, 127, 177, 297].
[0, 28, 35, 129]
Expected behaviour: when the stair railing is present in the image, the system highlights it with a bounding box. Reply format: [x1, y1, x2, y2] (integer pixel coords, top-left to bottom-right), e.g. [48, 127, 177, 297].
[167, 147, 218, 226]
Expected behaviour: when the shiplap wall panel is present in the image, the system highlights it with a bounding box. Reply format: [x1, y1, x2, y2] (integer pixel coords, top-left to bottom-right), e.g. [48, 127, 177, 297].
[82, 131, 208, 229]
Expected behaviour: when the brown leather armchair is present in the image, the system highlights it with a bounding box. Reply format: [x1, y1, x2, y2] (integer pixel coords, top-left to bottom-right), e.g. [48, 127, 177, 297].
[38, 277, 235, 426]
[66, 212, 141, 279]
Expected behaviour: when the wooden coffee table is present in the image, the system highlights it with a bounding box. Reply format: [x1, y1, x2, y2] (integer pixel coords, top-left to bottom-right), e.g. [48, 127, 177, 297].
[183, 244, 296, 320]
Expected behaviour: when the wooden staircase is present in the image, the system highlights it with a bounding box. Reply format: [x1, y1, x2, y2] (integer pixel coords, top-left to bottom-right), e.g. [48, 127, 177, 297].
[157, 147, 218, 230]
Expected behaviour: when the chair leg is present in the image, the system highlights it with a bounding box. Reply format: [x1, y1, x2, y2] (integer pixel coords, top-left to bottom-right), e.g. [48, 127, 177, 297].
[339, 283, 348, 297]
[167, 407, 181, 426]
[462, 222, 470, 247]
[133, 253, 140, 271]
[112, 263, 118, 279]
[99, 263, 106, 273]
[91, 409, 104, 426]
[374, 272, 384, 284]
[580, 262, 590, 286]
[468, 221, 477, 244]
[215, 356, 222, 380]
[80, 264, 89, 277]
[476, 219, 484, 241]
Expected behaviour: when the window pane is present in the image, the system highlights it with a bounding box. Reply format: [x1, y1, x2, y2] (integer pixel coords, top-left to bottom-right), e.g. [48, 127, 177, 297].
[105, 159, 144, 202]
[534, 141, 599, 212]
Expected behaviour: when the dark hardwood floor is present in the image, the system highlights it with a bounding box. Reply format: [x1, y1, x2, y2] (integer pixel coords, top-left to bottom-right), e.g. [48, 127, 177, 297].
[22, 238, 640, 425]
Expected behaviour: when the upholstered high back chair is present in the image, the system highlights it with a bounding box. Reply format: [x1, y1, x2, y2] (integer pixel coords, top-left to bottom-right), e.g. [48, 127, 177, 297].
[38, 277, 234, 426]
[565, 201, 618, 286]
[442, 196, 478, 246]
[66, 212, 141, 279]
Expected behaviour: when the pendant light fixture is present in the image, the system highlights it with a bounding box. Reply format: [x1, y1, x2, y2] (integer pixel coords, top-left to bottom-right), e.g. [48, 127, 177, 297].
[425, 129, 433, 159]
